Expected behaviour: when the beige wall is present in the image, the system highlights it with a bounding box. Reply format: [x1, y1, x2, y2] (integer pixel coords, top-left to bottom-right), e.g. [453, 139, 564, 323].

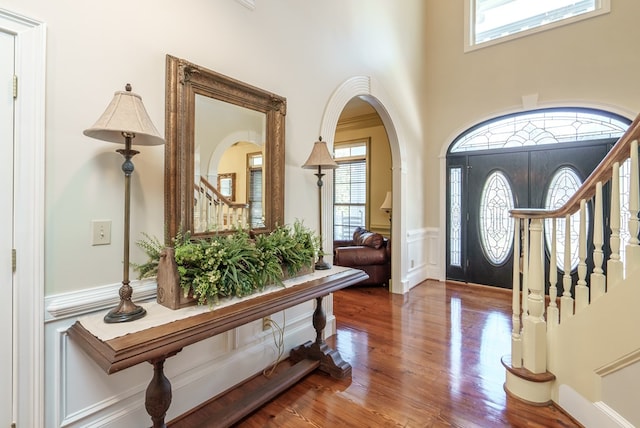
[424, 0, 640, 227]
[0, 0, 427, 295]
[218, 142, 263, 204]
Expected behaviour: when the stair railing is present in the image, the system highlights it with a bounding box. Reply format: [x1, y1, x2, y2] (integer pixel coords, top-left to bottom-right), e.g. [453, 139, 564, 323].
[194, 176, 249, 232]
[508, 112, 640, 377]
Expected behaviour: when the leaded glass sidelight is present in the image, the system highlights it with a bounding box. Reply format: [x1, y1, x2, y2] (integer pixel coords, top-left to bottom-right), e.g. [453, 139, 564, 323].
[479, 171, 514, 265]
[449, 167, 462, 267]
[544, 167, 586, 272]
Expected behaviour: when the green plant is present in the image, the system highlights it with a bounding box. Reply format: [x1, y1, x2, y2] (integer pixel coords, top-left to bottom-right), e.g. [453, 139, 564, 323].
[136, 220, 318, 306]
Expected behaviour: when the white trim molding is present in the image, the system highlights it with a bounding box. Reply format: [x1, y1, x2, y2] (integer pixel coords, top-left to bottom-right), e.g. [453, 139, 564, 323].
[320, 75, 409, 294]
[45, 280, 158, 322]
[0, 8, 47, 428]
[406, 227, 441, 289]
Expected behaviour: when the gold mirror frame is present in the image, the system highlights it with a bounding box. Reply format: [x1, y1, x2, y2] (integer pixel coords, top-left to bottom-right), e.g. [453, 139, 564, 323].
[165, 55, 286, 241]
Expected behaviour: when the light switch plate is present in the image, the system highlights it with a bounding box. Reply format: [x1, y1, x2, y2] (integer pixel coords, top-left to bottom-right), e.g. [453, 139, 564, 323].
[91, 220, 111, 246]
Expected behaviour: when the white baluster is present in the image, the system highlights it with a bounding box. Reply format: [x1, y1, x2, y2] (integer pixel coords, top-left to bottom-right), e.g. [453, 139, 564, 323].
[511, 217, 522, 368]
[217, 200, 224, 230]
[522, 219, 529, 316]
[523, 218, 546, 374]
[626, 139, 640, 274]
[561, 214, 574, 321]
[547, 218, 559, 327]
[575, 200, 589, 312]
[590, 182, 606, 301]
[608, 162, 623, 288]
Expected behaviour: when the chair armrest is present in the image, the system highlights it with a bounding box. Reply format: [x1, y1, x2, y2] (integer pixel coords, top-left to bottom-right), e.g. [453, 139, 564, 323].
[333, 240, 355, 253]
[334, 246, 388, 265]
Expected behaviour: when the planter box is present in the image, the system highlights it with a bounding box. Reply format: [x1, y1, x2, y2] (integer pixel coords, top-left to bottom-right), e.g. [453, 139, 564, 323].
[156, 247, 192, 309]
[156, 246, 314, 310]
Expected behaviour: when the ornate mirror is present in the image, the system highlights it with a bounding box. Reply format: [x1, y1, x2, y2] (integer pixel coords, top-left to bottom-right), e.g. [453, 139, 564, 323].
[165, 55, 286, 241]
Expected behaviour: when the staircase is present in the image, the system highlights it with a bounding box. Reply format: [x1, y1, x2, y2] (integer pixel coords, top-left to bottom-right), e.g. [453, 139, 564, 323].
[194, 176, 249, 232]
[504, 113, 640, 427]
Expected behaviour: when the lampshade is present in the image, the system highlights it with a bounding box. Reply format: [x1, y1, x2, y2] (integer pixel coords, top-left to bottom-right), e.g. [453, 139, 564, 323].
[380, 191, 392, 212]
[83, 84, 165, 146]
[302, 137, 338, 170]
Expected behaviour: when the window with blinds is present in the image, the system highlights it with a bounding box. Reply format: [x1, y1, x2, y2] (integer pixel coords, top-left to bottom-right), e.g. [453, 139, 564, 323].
[333, 140, 368, 240]
[248, 153, 264, 228]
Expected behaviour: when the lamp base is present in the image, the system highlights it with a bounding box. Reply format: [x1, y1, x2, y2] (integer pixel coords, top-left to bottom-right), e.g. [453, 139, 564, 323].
[104, 298, 147, 323]
[315, 256, 332, 270]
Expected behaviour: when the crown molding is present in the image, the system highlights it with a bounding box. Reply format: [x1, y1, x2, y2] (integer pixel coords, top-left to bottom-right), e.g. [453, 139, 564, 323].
[337, 113, 384, 132]
[235, 0, 256, 10]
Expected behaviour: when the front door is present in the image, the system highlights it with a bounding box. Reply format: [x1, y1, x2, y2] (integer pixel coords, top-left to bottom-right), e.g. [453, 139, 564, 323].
[466, 151, 529, 288]
[448, 141, 613, 289]
[0, 29, 15, 426]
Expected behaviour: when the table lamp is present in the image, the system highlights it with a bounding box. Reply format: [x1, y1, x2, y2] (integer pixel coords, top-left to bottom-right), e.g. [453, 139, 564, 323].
[302, 137, 338, 270]
[84, 84, 165, 323]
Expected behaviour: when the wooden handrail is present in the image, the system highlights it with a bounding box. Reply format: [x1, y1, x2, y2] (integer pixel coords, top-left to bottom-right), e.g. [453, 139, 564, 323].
[511, 112, 640, 219]
[198, 176, 248, 209]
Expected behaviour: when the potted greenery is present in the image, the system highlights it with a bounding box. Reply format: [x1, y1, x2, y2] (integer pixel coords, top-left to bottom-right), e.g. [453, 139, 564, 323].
[136, 220, 319, 309]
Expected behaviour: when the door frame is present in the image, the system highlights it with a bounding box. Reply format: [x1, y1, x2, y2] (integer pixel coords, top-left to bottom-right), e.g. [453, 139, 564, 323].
[0, 8, 46, 427]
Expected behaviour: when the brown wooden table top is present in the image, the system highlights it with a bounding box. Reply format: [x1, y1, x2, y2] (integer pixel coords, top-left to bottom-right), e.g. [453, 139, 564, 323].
[67, 267, 368, 374]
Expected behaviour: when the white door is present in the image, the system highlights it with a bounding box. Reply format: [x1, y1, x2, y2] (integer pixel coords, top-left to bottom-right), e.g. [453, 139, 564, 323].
[0, 29, 15, 426]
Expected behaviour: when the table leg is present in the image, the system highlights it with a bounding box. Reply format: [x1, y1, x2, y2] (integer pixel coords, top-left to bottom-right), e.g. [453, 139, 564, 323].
[289, 295, 352, 379]
[145, 356, 174, 428]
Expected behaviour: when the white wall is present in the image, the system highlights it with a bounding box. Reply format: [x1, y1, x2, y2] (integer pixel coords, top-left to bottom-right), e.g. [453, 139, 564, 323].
[0, 0, 428, 297]
[0, 0, 431, 425]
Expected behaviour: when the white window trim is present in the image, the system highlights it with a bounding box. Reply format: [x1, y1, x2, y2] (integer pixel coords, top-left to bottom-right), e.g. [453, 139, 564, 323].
[464, 0, 611, 53]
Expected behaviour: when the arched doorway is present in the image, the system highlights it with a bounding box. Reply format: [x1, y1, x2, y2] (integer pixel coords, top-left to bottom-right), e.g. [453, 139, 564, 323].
[319, 76, 406, 294]
[445, 108, 630, 288]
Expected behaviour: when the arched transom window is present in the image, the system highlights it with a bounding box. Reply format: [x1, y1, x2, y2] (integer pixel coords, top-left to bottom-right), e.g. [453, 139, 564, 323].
[450, 109, 628, 153]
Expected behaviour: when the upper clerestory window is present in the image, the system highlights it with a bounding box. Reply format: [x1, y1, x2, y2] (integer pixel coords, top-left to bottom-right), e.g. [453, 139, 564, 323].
[465, 0, 610, 51]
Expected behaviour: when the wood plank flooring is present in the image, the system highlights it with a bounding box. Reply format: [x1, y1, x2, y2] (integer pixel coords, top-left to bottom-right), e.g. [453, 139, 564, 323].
[169, 280, 581, 427]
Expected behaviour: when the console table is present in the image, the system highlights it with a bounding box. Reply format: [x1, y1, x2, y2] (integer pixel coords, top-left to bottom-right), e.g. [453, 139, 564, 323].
[67, 266, 367, 428]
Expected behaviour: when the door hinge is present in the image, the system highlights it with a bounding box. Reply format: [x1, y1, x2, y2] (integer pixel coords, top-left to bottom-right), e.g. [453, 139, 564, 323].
[13, 75, 17, 99]
[11, 422, 16, 428]
[12, 249, 16, 273]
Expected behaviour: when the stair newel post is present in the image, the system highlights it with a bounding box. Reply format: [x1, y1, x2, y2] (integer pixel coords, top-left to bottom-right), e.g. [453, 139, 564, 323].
[523, 218, 547, 374]
[627, 139, 640, 271]
[575, 200, 589, 312]
[561, 214, 575, 321]
[591, 182, 606, 301]
[608, 162, 623, 288]
[511, 216, 522, 368]
[547, 217, 559, 328]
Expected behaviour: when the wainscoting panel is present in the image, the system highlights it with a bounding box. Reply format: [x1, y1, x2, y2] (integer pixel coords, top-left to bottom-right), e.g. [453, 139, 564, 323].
[406, 227, 441, 289]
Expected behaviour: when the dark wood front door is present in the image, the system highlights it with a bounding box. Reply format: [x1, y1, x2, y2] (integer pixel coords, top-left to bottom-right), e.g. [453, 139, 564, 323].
[447, 140, 614, 289]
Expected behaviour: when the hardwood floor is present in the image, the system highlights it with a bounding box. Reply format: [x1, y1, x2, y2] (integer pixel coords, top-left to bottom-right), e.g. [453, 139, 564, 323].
[170, 280, 581, 427]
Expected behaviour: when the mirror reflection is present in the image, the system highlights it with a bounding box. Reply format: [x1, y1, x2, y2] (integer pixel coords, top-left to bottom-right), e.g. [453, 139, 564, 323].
[164, 55, 286, 242]
[217, 173, 235, 201]
[194, 95, 265, 232]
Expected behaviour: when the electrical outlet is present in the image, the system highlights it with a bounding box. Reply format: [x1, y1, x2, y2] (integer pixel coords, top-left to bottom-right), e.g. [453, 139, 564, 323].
[262, 316, 271, 331]
[92, 220, 111, 246]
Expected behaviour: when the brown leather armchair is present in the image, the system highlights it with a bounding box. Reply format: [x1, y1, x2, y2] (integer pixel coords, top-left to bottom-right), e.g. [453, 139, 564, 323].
[333, 227, 391, 286]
